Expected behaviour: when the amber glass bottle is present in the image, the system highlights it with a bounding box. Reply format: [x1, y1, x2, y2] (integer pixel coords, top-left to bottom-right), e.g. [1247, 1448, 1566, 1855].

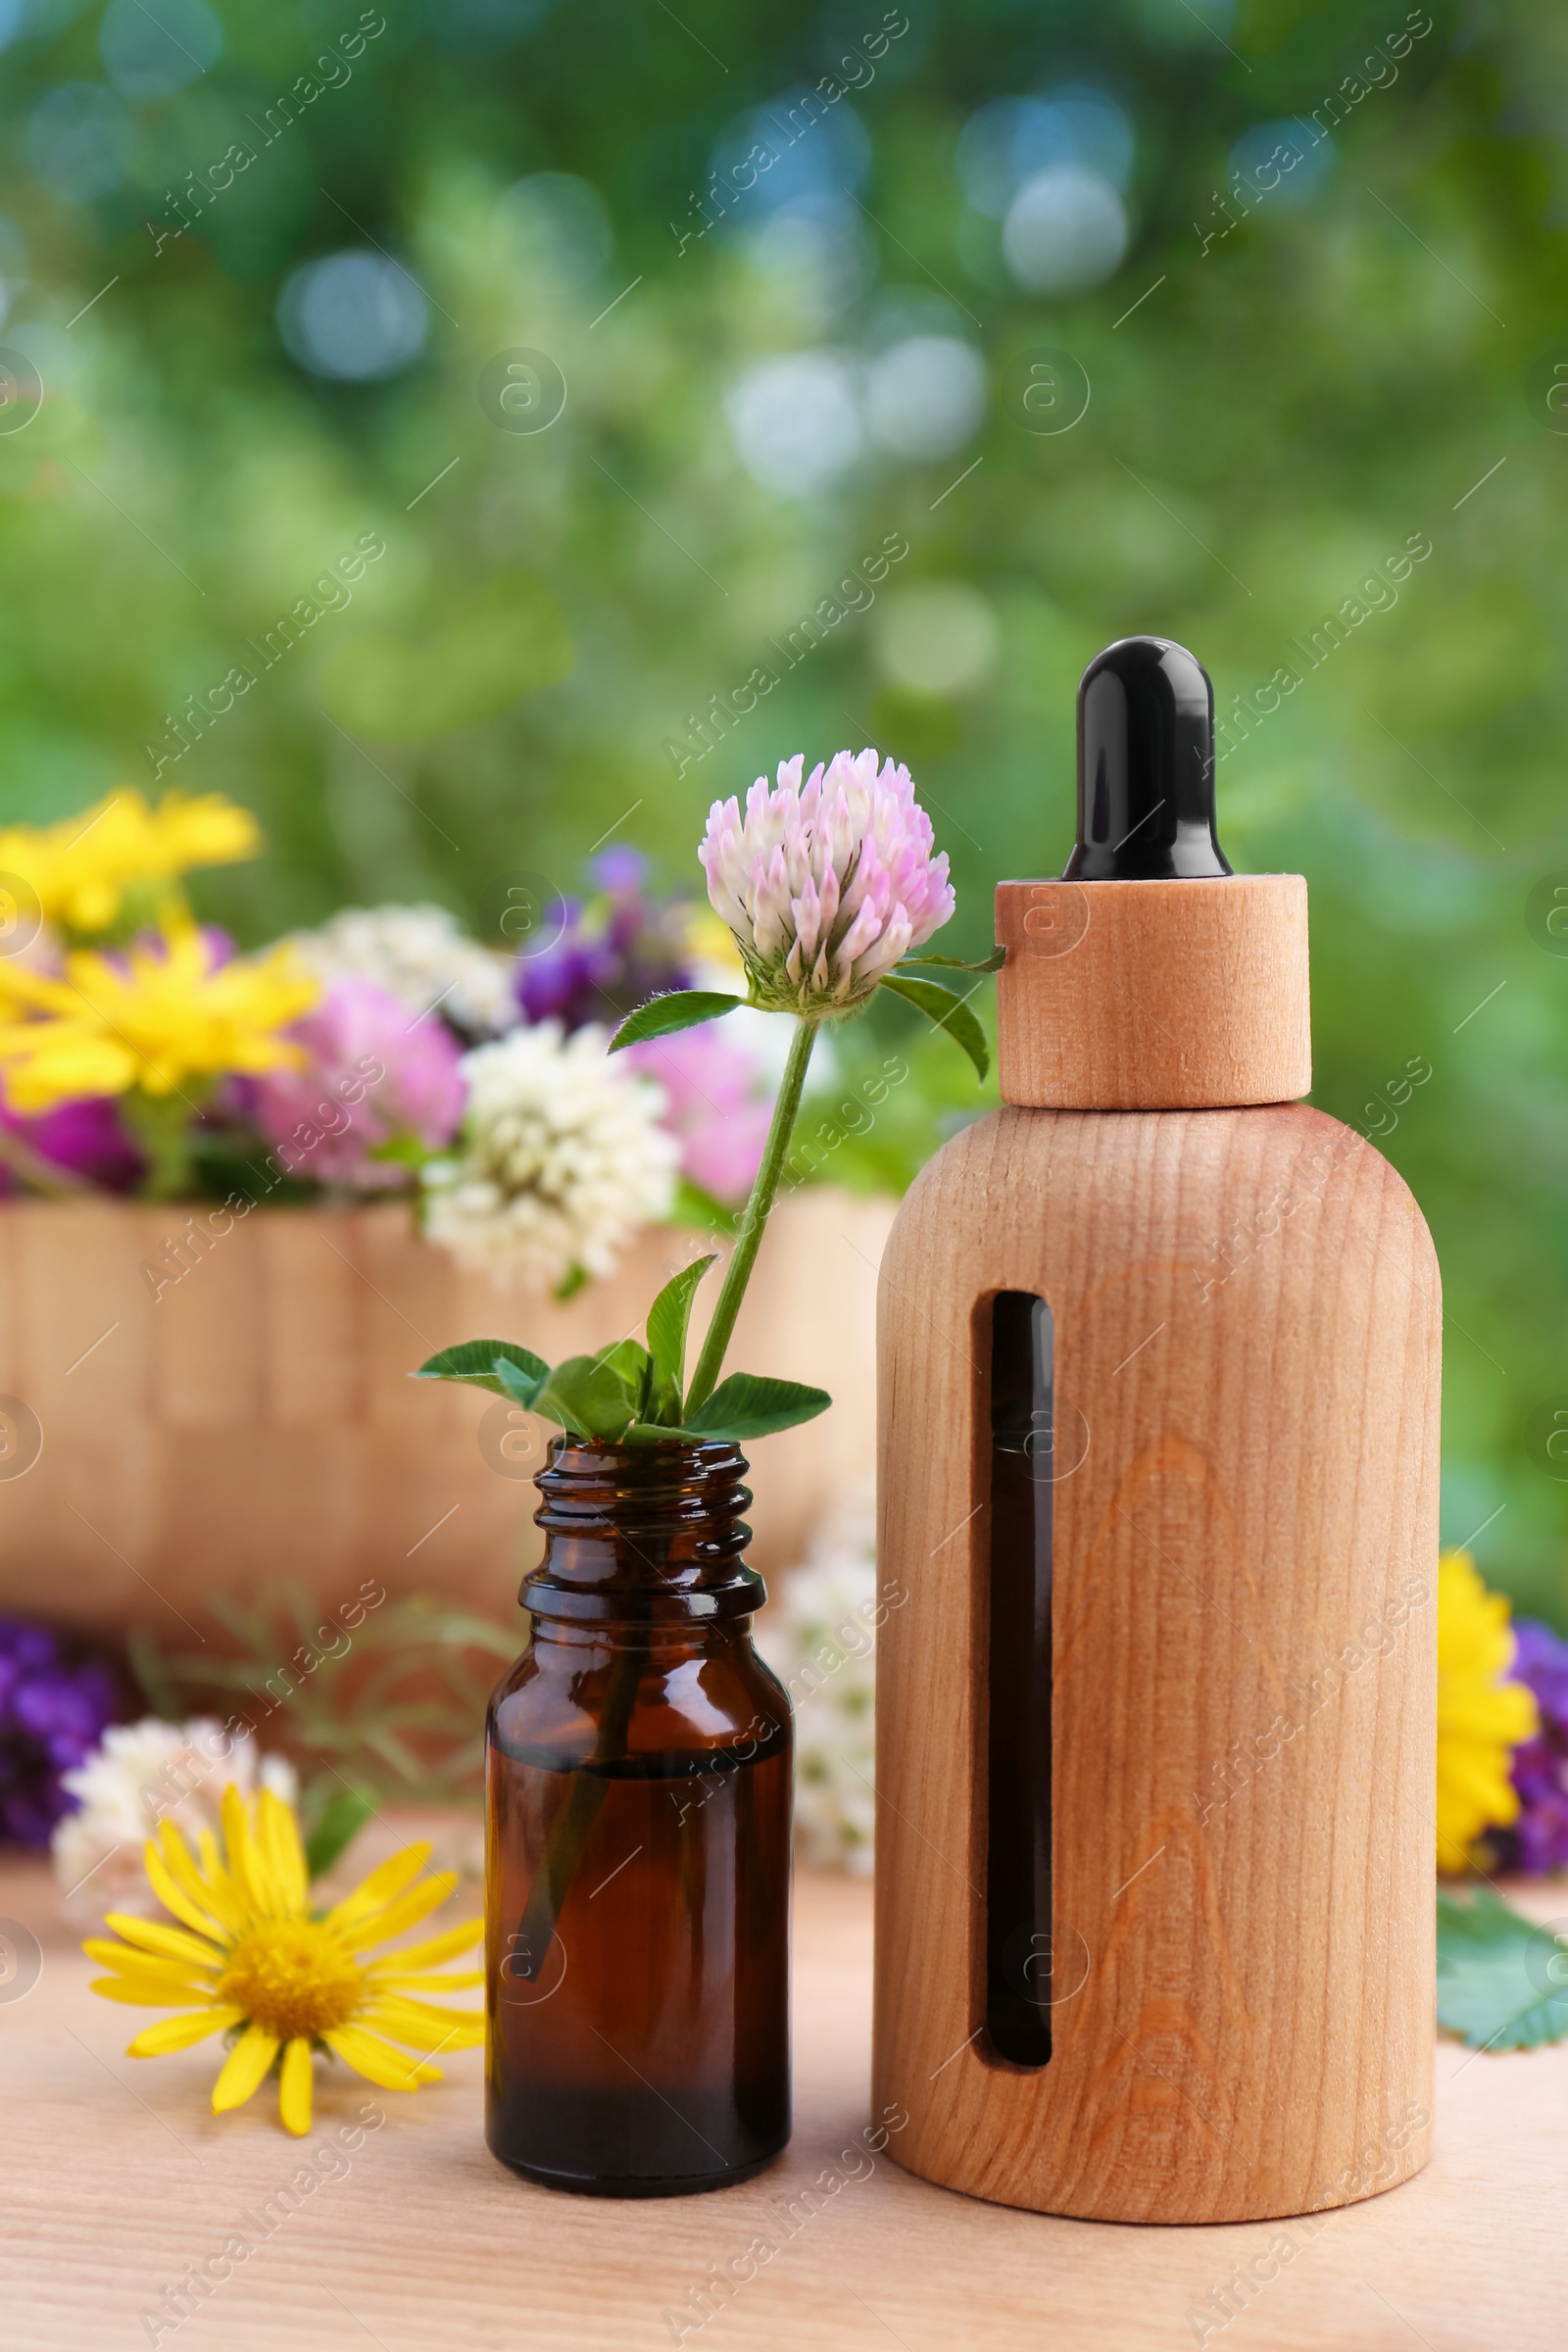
[486, 1437, 792, 2197]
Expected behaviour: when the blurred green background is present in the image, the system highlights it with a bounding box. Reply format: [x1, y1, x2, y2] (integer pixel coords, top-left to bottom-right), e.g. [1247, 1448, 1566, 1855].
[0, 0, 1564, 1621]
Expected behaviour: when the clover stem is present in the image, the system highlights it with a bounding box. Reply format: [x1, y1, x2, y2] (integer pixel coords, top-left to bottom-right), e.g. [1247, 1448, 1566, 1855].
[512, 1621, 650, 1979]
[683, 1016, 817, 1415]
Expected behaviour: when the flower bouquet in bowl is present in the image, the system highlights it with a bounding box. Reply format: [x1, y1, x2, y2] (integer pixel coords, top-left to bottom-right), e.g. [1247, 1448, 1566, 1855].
[0, 787, 844, 1630]
[416, 749, 999, 2196]
[0, 788, 772, 1259]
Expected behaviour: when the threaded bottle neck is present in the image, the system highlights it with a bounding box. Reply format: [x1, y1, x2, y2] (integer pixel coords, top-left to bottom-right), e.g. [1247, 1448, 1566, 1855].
[523, 1438, 764, 1624]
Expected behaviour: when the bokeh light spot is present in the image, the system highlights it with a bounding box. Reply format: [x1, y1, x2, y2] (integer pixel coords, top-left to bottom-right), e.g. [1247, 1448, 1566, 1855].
[1002, 167, 1128, 297]
[726, 351, 863, 498]
[100, 0, 222, 102]
[866, 335, 986, 462]
[277, 251, 429, 382]
[26, 83, 133, 204]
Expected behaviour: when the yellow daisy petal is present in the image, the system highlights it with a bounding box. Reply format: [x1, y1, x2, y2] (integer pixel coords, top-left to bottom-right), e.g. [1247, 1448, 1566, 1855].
[342, 1873, 460, 1952]
[372, 1970, 484, 1993]
[0, 902, 316, 1110]
[324, 1843, 432, 1936]
[359, 1989, 486, 2031]
[220, 1784, 269, 1917]
[1437, 1824, 1481, 1872]
[278, 2037, 315, 2137]
[160, 1820, 244, 1935]
[83, 1936, 205, 1978]
[212, 2023, 280, 2113]
[143, 1844, 228, 1943]
[1443, 1740, 1519, 1808]
[102, 1914, 224, 1972]
[196, 1825, 246, 1926]
[128, 2007, 244, 2057]
[223, 1781, 284, 1917]
[322, 2024, 442, 2090]
[365, 1920, 483, 1975]
[360, 1997, 484, 2053]
[89, 1973, 215, 2007]
[257, 1788, 308, 1917]
[1437, 1549, 1541, 1861]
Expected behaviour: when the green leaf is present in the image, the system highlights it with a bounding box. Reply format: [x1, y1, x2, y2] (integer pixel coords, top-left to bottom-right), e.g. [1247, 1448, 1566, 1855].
[415, 1339, 551, 1399]
[1436, 1886, 1568, 2050]
[366, 1133, 441, 1171]
[897, 945, 1006, 974]
[645, 1254, 716, 1424]
[681, 1372, 832, 1441]
[490, 1354, 545, 1407]
[879, 972, 990, 1081]
[597, 1338, 652, 1416]
[554, 1263, 589, 1302]
[530, 1353, 641, 1440]
[610, 991, 743, 1051]
[303, 1786, 375, 1881]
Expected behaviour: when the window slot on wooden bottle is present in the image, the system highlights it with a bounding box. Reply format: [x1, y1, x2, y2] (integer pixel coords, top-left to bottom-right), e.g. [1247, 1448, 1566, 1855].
[985, 1290, 1054, 2069]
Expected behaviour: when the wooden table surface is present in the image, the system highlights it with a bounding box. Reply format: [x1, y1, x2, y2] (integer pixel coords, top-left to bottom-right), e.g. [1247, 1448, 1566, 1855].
[4, 1844, 1563, 2351]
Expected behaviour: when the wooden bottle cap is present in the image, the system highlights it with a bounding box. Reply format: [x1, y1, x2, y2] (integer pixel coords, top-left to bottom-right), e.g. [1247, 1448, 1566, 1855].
[994, 872, 1311, 1110]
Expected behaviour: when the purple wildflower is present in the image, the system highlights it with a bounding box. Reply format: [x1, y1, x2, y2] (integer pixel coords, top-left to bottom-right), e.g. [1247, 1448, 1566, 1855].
[0, 1618, 121, 1847]
[0, 1095, 145, 1192]
[514, 851, 694, 1031]
[1494, 1618, 1568, 1875]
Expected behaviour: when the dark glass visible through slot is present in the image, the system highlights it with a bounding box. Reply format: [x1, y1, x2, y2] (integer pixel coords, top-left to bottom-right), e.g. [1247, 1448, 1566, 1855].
[985, 1290, 1054, 2068]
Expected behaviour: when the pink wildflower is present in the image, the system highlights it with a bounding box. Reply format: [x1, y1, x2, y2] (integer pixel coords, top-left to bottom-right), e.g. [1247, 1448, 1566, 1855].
[250, 976, 465, 1189]
[624, 1020, 771, 1205]
[699, 749, 954, 1014]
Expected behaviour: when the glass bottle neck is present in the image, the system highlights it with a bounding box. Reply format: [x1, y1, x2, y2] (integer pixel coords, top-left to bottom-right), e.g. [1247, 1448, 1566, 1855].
[524, 1617, 756, 1662]
[523, 1438, 766, 1629]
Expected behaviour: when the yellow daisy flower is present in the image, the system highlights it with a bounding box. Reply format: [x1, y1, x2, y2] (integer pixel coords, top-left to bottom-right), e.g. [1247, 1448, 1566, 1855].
[1437, 1547, 1539, 1872]
[0, 921, 318, 1112]
[85, 1786, 483, 2136]
[0, 788, 259, 935]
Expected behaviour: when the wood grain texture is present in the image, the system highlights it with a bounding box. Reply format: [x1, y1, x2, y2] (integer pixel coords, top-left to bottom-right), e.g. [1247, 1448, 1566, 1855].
[0, 1189, 891, 1631]
[2, 1844, 1561, 2352]
[873, 1102, 1441, 2223]
[996, 876, 1311, 1108]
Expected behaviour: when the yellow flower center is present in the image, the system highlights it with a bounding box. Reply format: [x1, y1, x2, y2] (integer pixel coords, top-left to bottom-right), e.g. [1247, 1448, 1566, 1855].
[218, 1921, 366, 2041]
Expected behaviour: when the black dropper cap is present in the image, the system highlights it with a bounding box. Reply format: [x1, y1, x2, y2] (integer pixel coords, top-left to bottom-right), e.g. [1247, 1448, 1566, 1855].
[1062, 636, 1232, 880]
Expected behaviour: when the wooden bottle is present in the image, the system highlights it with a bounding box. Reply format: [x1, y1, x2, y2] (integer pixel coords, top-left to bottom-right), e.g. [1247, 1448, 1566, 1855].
[872, 637, 1439, 2224]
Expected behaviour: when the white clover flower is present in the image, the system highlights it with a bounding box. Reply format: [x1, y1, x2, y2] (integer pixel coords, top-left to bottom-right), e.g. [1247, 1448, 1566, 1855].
[758, 1485, 880, 1874]
[51, 1716, 298, 1927]
[422, 1020, 679, 1292]
[291, 904, 514, 1035]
